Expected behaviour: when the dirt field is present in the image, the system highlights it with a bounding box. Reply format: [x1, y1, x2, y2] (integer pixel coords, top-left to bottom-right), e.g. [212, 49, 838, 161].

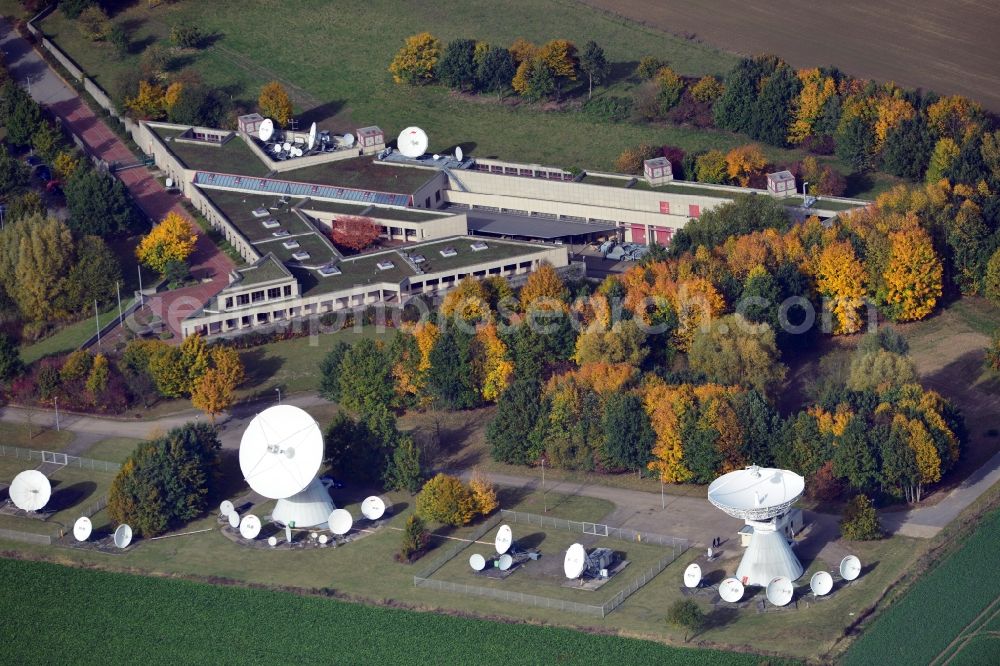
[577, 0, 1000, 111]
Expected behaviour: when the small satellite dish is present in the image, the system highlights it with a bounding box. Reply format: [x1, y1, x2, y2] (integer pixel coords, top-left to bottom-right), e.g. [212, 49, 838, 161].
[220, 500, 234, 517]
[9, 470, 51, 512]
[239, 514, 262, 540]
[810, 570, 833, 596]
[455, 146, 463, 162]
[308, 122, 317, 150]
[498, 554, 513, 571]
[310, 531, 318, 540]
[433, 154, 441, 160]
[271, 144, 282, 154]
[564, 543, 586, 579]
[268, 536, 277, 547]
[165, 177, 173, 188]
[361, 496, 386, 521]
[495, 525, 513, 555]
[319, 534, 328, 545]
[282, 141, 291, 152]
[766, 576, 794, 606]
[719, 577, 744, 603]
[327, 509, 353, 535]
[228, 512, 240, 529]
[397, 127, 428, 158]
[840, 555, 862, 581]
[470, 553, 486, 571]
[259, 119, 274, 142]
[342, 132, 355, 147]
[683, 563, 702, 588]
[73, 517, 92, 542]
[113, 524, 133, 549]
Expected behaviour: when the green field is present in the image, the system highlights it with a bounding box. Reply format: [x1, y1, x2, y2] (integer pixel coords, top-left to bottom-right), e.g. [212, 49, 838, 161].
[0, 558, 777, 665]
[18, 300, 133, 364]
[83, 437, 144, 464]
[842, 507, 1000, 665]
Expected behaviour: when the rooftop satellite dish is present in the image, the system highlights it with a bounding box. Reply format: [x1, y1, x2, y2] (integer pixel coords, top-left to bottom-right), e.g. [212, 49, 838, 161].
[327, 509, 353, 535]
[361, 496, 386, 521]
[810, 570, 833, 596]
[220, 500, 234, 517]
[719, 577, 745, 603]
[683, 563, 702, 588]
[228, 512, 240, 529]
[397, 127, 428, 158]
[840, 555, 862, 581]
[239, 514, 262, 540]
[498, 554, 513, 571]
[268, 536, 278, 547]
[495, 525, 513, 555]
[310, 531, 318, 540]
[308, 122, 317, 150]
[239, 405, 324, 500]
[318, 534, 328, 545]
[259, 118, 274, 142]
[455, 146, 463, 162]
[433, 154, 441, 160]
[470, 553, 486, 571]
[113, 524, 133, 549]
[165, 177, 173, 188]
[765, 576, 794, 606]
[9, 470, 51, 512]
[282, 141, 292, 152]
[564, 543, 586, 579]
[73, 516, 92, 542]
[271, 144, 282, 154]
[343, 132, 355, 147]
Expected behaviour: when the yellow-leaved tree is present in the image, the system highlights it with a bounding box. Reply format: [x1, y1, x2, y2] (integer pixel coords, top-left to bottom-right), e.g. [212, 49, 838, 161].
[788, 69, 836, 144]
[440, 277, 490, 322]
[882, 227, 942, 321]
[873, 95, 915, 152]
[813, 240, 867, 334]
[469, 468, 499, 517]
[125, 80, 166, 120]
[519, 262, 568, 313]
[473, 323, 513, 401]
[136, 212, 198, 275]
[258, 81, 293, 126]
[725, 144, 767, 187]
[389, 32, 442, 85]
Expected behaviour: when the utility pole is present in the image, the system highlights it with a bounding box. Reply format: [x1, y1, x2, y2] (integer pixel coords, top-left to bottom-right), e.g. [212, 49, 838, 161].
[116, 281, 123, 326]
[137, 265, 144, 307]
[275, 387, 282, 404]
[94, 299, 101, 346]
[54, 397, 60, 432]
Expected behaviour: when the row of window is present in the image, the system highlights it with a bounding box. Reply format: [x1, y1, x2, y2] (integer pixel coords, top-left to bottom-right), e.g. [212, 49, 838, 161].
[224, 284, 293, 309]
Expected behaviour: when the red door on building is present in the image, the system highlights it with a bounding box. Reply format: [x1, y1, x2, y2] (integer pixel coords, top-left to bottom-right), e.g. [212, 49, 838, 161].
[655, 227, 672, 246]
[630, 224, 646, 244]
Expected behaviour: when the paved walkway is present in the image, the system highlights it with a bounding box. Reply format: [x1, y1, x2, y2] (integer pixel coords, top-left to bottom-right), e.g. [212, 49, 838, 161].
[0, 21, 233, 341]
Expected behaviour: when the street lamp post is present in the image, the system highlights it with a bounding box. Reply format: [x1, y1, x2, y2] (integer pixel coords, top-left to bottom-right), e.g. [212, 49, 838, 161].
[54, 397, 60, 432]
[275, 387, 282, 404]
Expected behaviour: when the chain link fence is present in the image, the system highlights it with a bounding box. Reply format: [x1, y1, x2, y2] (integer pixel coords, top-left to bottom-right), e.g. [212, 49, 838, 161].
[0, 528, 52, 546]
[499, 509, 689, 554]
[0, 445, 120, 473]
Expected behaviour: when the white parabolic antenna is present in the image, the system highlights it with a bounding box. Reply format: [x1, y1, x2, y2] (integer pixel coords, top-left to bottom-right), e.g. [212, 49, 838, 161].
[73, 516, 92, 542]
[455, 146, 463, 162]
[259, 118, 274, 142]
[9, 470, 51, 512]
[564, 543, 586, 579]
[766, 576, 794, 606]
[495, 524, 512, 555]
[470, 553, 486, 571]
[810, 570, 833, 596]
[328, 509, 353, 535]
[343, 132, 355, 147]
[240, 405, 323, 499]
[719, 577, 744, 603]
[319, 534, 328, 545]
[840, 555, 862, 581]
[397, 127, 428, 158]
[361, 496, 386, 521]
[220, 500, 234, 517]
[683, 563, 702, 588]
[308, 122, 317, 150]
[228, 511, 240, 529]
[239, 514, 262, 540]
[268, 536, 278, 547]
[498, 554, 513, 571]
[113, 524, 133, 549]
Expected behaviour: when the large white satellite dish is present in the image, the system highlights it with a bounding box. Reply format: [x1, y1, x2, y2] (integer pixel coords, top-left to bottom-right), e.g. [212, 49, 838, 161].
[113, 524, 133, 549]
[683, 563, 702, 588]
[9, 470, 51, 512]
[455, 146, 463, 162]
[220, 500, 234, 517]
[470, 553, 486, 571]
[397, 127, 428, 158]
[239, 514, 262, 540]
[765, 576, 794, 606]
[840, 555, 862, 581]
[259, 118, 274, 142]
[342, 132, 355, 147]
[327, 509, 353, 535]
[73, 517, 92, 542]
[719, 577, 744, 603]
[361, 496, 386, 521]
[495, 525, 512, 555]
[564, 543, 586, 579]
[810, 570, 833, 596]
[308, 122, 317, 150]
[228, 511, 240, 529]
[239, 405, 324, 500]
[498, 554, 513, 571]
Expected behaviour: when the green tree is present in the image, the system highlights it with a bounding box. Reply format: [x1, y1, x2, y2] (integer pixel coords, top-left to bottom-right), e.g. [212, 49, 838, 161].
[882, 115, 934, 180]
[384, 435, 423, 493]
[832, 417, 878, 492]
[169, 22, 202, 48]
[714, 56, 775, 134]
[601, 393, 655, 473]
[524, 58, 556, 101]
[31, 122, 63, 162]
[947, 201, 992, 295]
[323, 409, 394, 485]
[733, 389, 781, 466]
[415, 473, 476, 526]
[398, 514, 430, 562]
[0, 333, 23, 383]
[337, 338, 394, 415]
[840, 493, 882, 540]
[748, 62, 801, 147]
[985, 247, 1000, 304]
[7, 191, 44, 221]
[487, 378, 544, 464]
[64, 170, 137, 236]
[438, 39, 478, 91]
[476, 45, 516, 100]
[0, 143, 29, 197]
[739, 265, 781, 333]
[836, 113, 877, 172]
[669, 194, 790, 256]
[66, 235, 122, 312]
[108, 24, 129, 59]
[848, 349, 916, 393]
[426, 327, 480, 409]
[579, 40, 609, 100]
[689, 314, 786, 396]
[665, 599, 705, 642]
[925, 137, 960, 182]
[318, 341, 350, 402]
[12, 215, 75, 321]
[1, 81, 42, 147]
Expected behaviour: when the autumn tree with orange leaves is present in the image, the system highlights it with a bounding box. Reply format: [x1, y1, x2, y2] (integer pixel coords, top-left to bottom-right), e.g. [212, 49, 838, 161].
[813, 240, 868, 334]
[519, 262, 569, 312]
[725, 144, 767, 186]
[882, 227, 942, 321]
[330, 216, 381, 252]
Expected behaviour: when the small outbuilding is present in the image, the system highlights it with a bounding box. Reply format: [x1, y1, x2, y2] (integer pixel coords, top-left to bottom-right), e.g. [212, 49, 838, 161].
[356, 126, 386, 154]
[238, 113, 266, 136]
[767, 170, 796, 197]
[643, 157, 673, 186]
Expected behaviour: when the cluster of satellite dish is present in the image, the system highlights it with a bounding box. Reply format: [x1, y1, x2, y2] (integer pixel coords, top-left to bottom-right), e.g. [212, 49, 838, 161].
[469, 524, 516, 572]
[258, 119, 353, 161]
[226, 405, 387, 547]
[7, 469, 132, 549]
[563, 543, 616, 580]
[382, 126, 463, 163]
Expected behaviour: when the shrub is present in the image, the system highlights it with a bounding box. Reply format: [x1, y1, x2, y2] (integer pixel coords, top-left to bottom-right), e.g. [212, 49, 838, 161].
[415, 473, 476, 526]
[0, 334, 23, 383]
[614, 143, 659, 174]
[169, 22, 203, 48]
[77, 6, 111, 42]
[985, 247, 1000, 304]
[580, 96, 631, 123]
[469, 469, 499, 516]
[840, 494, 882, 540]
[665, 599, 705, 642]
[985, 331, 1000, 373]
[397, 514, 431, 562]
[635, 56, 665, 80]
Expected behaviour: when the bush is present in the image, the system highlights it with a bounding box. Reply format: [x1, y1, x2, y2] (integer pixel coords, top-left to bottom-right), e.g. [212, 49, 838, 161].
[614, 143, 659, 174]
[77, 6, 110, 42]
[840, 494, 882, 540]
[665, 599, 705, 642]
[635, 56, 665, 80]
[580, 96, 631, 123]
[397, 514, 431, 562]
[415, 473, 476, 526]
[469, 469, 499, 516]
[60, 0, 93, 20]
[169, 22, 203, 49]
[0, 334, 23, 383]
[985, 331, 1000, 373]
